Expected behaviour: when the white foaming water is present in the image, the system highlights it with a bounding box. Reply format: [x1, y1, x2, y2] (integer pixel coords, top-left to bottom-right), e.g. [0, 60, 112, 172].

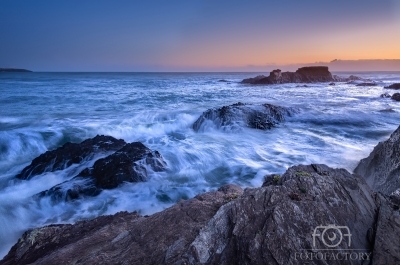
[0, 72, 400, 258]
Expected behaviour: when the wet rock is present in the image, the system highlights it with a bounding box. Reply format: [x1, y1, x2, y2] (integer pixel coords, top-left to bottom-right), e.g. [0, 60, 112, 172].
[354, 125, 400, 195]
[218, 79, 229, 82]
[1, 185, 243, 265]
[39, 142, 167, 201]
[380, 92, 391, 98]
[392, 93, 400, 101]
[242, 66, 363, 84]
[193, 102, 297, 132]
[16, 135, 126, 180]
[384, 83, 400, 89]
[356, 82, 377, 87]
[329, 82, 335, 86]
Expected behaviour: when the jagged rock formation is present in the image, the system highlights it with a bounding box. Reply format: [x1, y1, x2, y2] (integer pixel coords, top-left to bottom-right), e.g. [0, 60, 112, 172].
[4, 164, 400, 264]
[16, 135, 126, 180]
[354, 125, 400, 195]
[38, 142, 167, 201]
[385, 83, 400, 89]
[241, 66, 362, 85]
[193, 102, 297, 132]
[15, 135, 167, 201]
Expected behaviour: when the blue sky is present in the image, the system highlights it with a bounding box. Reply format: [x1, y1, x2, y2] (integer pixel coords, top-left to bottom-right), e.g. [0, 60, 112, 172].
[1, 0, 399, 71]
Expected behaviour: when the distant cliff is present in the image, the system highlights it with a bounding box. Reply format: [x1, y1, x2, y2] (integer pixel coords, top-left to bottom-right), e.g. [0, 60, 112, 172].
[0, 68, 32, 72]
[242, 66, 361, 84]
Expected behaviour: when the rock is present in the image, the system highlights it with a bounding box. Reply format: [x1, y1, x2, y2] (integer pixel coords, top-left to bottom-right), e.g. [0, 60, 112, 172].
[380, 92, 391, 98]
[354, 125, 400, 195]
[242, 66, 364, 84]
[389, 188, 400, 205]
[329, 82, 335, 86]
[218, 79, 229, 82]
[1, 185, 244, 265]
[371, 194, 400, 264]
[193, 102, 297, 132]
[39, 142, 167, 201]
[356, 83, 377, 87]
[384, 83, 400, 89]
[16, 135, 126, 180]
[6, 162, 400, 264]
[392, 93, 400, 101]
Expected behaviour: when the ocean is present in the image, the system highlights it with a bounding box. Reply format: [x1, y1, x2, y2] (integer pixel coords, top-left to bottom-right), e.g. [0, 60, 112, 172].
[0, 72, 399, 258]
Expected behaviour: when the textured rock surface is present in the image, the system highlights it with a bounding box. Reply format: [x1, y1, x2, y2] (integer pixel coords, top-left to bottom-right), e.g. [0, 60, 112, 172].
[16, 135, 126, 180]
[2, 165, 386, 264]
[1, 185, 243, 265]
[39, 142, 167, 201]
[193, 102, 297, 132]
[242, 66, 362, 84]
[385, 83, 400, 89]
[371, 194, 400, 264]
[354, 125, 400, 195]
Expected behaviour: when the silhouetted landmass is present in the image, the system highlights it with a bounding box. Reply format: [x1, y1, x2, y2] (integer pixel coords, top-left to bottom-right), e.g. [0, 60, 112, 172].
[0, 68, 32, 72]
[242, 66, 362, 85]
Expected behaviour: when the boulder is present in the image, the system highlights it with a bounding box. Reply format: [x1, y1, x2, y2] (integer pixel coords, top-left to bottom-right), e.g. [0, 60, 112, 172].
[193, 102, 297, 132]
[392, 93, 400, 101]
[380, 92, 391, 98]
[384, 83, 400, 89]
[39, 142, 167, 201]
[354, 125, 400, 195]
[16, 135, 126, 180]
[329, 82, 335, 86]
[242, 66, 364, 84]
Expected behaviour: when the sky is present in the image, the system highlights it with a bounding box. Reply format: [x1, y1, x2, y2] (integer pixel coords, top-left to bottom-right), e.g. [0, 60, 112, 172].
[1, 0, 399, 71]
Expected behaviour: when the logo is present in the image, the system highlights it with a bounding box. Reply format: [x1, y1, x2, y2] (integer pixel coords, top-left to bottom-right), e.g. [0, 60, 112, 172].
[293, 224, 372, 262]
[312, 225, 351, 248]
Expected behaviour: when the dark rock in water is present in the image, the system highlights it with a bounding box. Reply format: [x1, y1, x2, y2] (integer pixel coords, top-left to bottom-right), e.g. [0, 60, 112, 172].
[193, 102, 296, 132]
[295, 84, 309, 87]
[392, 93, 400, 101]
[39, 142, 167, 201]
[16, 135, 126, 180]
[385, 83, 400, 89]
[329, 82, 335, 86]
[0, 68, 32, 72]
[356, 82, 377, 87]
[217, 79, 229, 82]
[4, 164, 393, 264]
[380, 92, 391, 98]
[354, 125, 400, 195]
[242, 66, 364, 84]
[379, 108, 395, 113]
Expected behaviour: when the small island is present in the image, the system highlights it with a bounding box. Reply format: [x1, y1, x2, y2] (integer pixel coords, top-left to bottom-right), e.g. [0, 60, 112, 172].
[0, 68, 32, 72]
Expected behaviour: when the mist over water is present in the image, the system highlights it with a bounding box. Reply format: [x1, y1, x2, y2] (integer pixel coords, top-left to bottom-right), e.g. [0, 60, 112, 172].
[0, 72, 399, 258]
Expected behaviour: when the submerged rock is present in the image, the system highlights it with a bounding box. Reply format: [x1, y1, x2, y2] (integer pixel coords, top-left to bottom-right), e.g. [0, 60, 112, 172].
[384, 83, 400, 89]
[39, 142, 167, 201]
[380, 92, 391, 98]
[356, 82, 377, 87]
[16, 135, 126, 180]
[193, 102, 296, 132]
[354, 125, 400, 195]
[242, 66, 364, 84]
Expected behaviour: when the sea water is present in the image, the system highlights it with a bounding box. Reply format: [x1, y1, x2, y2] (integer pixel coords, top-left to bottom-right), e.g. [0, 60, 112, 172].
[0, 72, 399, 257]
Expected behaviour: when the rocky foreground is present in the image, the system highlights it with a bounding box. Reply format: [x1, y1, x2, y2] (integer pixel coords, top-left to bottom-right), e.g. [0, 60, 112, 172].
[241, 66, 362, 85]
[2, 125, 400, 264]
